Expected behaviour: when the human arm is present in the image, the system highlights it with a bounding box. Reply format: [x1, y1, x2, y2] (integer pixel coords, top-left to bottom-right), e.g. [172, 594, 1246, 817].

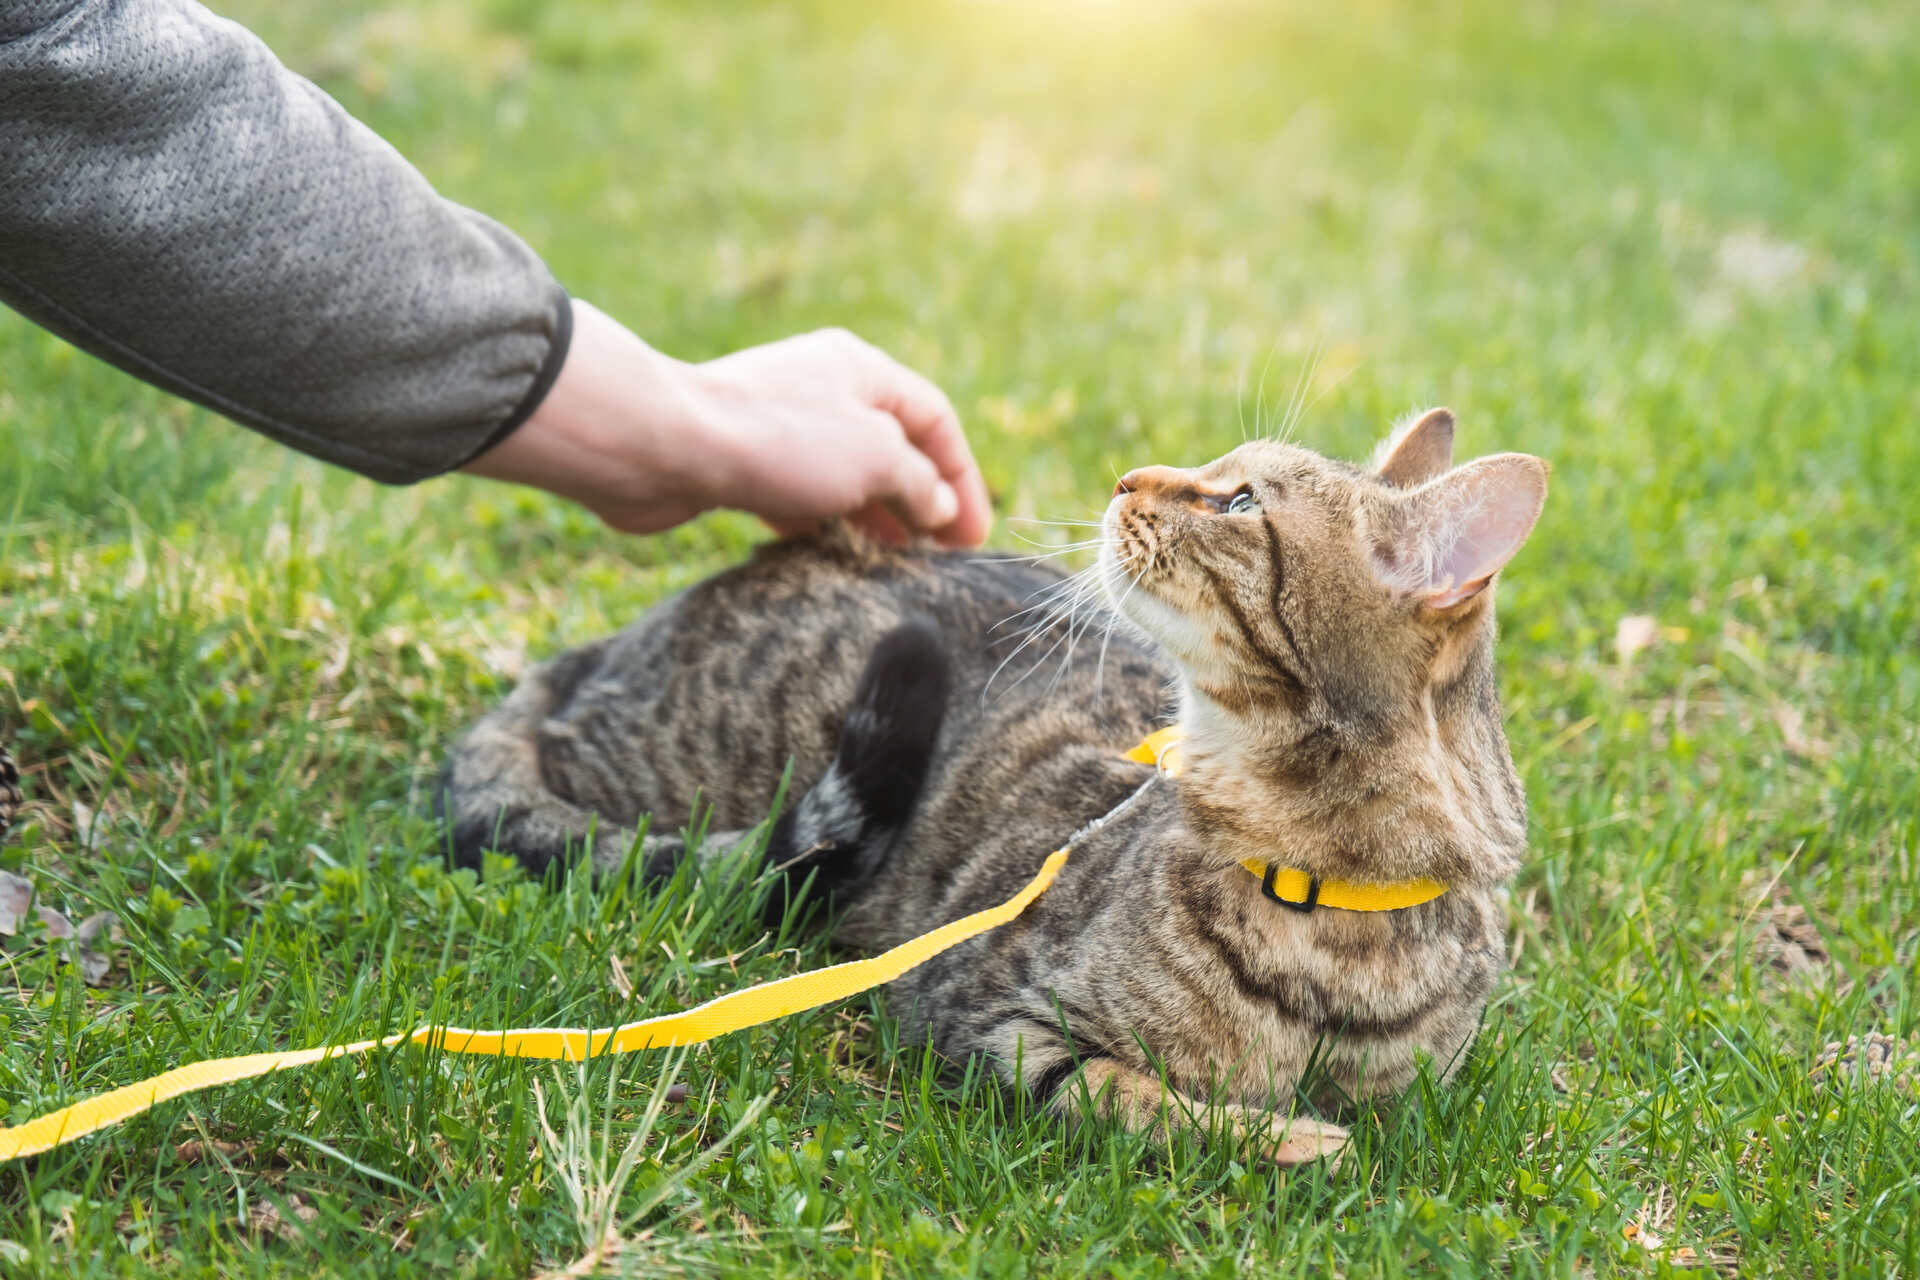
[0, 0, 990, 544]
[0, 0, 565, 483]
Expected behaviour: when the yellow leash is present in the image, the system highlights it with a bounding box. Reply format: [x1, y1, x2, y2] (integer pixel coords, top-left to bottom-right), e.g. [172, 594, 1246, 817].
[3, 724, 1443, 1163]
[0, 847, 1069, 1163]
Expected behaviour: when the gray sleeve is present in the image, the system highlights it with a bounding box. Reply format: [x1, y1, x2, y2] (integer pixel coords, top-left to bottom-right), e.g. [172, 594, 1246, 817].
[0, 0, 571, 484]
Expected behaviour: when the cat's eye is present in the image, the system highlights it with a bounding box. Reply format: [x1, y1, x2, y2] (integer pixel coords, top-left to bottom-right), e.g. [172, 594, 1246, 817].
[1226, 488, 1260, 515]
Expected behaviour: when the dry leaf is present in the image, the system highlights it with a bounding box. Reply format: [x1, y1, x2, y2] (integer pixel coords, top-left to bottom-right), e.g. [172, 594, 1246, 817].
[608, 952, 634, 1000]
[1757, 900, 1828, 978]
[248, 1195, 318, 1242]
[1615, 614, 1659, 662]
[173, 1139, 256, 1163]
[34, 904, 74, 941]
[74, 911, 121, 986]
[0, 870, 73, 942]
[1772, 703, 1832, 761]
[0, 871, 32, 934]
[1624, 1185, 1677, 1252]
[0, 875, 121, 986]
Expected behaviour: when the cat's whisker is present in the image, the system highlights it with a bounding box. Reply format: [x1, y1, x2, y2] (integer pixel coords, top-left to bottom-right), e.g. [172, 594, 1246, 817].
[1049, 560, 1122, 693]
[1050, 591, 1114, 699]
[1276, 334, 1340, 446]
[985, 562, 1108, 701]
[1015, 563, 1108, 609]
[1093, 565, 1145, 702]
[980, 545, 1103, 559]
[1235, 354, 1249, 444]
[1094, 611, 1121, 702]
[979, 542, 1106, 566]
[984, 615, 1067, 698]
[1007, 516, 1108, 533]
[1252, 338, 1279, 448]
[984, 578, 1090, 689]
[1006, 530, 1106, 545]
[1290, 353, 1361, 443]
[1003, 531, 1107, 553]
[1040, 577, 1102, 698]
[1270, 334, 1318, 444]
[1004, 596, 1093, 700]
[989, 573, 1099, 632]
[972, 552, 1102, 571]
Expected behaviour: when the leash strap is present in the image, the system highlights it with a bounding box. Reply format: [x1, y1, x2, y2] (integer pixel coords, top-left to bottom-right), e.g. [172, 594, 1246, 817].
[1, 846, 1071, 1163]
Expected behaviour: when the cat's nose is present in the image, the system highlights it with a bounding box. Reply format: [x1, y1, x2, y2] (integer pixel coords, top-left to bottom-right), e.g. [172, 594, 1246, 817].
[1114, 466, 1183, 497]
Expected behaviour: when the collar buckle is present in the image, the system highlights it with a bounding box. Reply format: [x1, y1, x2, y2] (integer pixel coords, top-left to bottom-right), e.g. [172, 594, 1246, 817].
[1260, 864, 1321, 913]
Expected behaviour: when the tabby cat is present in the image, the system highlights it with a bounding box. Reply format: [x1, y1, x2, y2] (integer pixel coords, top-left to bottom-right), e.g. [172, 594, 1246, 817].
[440, 409, 1547, 1163]
[0, 744, 20, 840]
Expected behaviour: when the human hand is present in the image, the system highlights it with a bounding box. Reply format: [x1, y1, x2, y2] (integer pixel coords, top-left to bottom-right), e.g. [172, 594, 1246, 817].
[462, 301, 992, 546]
[683, 327, 991, 545]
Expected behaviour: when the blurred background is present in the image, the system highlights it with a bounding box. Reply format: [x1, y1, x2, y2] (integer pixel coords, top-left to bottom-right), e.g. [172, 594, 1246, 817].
[2, 0, 1917, 1270]
[10, 1, 1919, 631]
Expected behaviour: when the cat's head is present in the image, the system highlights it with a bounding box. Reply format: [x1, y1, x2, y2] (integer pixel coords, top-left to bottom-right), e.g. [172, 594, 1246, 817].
[1098, 409, 1546, 879]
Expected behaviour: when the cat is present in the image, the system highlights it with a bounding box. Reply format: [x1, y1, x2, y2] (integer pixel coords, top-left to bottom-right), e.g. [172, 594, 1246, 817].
[439, 409, 1547, 1164]
[0, 744, 20, 840]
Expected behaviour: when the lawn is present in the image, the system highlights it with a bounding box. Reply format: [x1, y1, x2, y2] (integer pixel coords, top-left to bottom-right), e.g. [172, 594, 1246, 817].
[3, 0, 1918, 1273]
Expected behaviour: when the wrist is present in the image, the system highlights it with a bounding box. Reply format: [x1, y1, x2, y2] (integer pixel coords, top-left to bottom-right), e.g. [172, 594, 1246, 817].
[462, 301, 732, 528]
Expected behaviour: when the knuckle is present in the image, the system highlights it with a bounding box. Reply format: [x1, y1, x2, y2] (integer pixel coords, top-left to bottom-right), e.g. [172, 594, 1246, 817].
[813, 325, 863, 352]
[898, 454, 936, 495]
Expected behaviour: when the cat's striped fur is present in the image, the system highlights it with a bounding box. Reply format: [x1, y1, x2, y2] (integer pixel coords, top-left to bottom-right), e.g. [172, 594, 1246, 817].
[440, 412, 1546, 1162]
[0, 744, 21, 840]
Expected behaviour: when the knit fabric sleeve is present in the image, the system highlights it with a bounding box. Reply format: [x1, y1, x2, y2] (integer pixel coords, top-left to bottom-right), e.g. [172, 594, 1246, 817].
[0, 0, 571, 483]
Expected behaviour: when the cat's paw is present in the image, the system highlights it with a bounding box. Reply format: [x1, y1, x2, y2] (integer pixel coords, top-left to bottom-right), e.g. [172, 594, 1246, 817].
[1238, 1111, 1349, 1167]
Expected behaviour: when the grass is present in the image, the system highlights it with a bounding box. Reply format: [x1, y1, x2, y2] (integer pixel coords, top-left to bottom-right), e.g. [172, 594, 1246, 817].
[3, 0, 1918, 1272]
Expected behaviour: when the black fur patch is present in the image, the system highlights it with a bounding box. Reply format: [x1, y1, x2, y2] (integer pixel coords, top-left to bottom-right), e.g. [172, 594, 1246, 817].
[759, 617, 951, 925]
[435, 784, 559, 876]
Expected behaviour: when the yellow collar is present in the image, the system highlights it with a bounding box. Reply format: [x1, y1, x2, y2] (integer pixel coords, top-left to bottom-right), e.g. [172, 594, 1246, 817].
[1124, 726, 1448, 914]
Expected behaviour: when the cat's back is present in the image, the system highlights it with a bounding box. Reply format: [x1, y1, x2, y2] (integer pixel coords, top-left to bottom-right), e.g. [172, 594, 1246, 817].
[524, 526, 1170, 836]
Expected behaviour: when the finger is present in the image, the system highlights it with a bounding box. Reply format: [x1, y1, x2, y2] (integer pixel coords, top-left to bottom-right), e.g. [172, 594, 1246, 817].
[847, 500, 911, 545]
[866, 359, 992, 547]
[869, 425, 959, 535]
[764, 504, 908, 545]
[761, 514, 821, 540]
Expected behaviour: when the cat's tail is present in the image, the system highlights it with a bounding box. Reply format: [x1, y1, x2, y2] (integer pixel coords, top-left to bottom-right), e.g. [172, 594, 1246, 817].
[758, 616, 950, 926]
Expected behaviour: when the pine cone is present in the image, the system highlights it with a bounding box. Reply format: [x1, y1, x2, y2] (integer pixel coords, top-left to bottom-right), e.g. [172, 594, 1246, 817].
[0, 744, 20, 840]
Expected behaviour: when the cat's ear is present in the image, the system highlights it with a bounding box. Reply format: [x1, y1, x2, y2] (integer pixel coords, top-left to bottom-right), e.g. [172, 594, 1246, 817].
[1374, 453, 1548, 609]
[1373, 407, 1456, 488]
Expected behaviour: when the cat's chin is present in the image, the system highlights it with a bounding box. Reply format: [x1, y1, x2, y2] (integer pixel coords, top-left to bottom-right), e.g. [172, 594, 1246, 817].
[1096, 543, 1216, 676]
